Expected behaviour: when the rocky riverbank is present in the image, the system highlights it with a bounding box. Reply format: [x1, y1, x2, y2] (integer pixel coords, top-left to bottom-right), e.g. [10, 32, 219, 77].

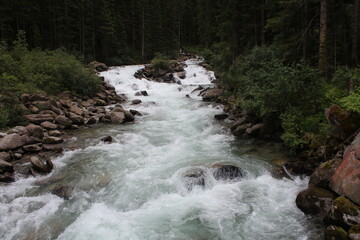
[0, 63, 140, 186]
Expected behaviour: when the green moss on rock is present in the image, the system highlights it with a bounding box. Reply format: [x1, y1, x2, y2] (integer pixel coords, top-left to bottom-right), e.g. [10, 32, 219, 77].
[325, 225, 348, 240]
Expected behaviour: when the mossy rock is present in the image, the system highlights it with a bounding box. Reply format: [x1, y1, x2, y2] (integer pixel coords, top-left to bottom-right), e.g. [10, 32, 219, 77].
[325, 225, 348, 240]
[348, 225, 360, 240]
[326, 196, 360, 229]
[309, 158, 342, 188]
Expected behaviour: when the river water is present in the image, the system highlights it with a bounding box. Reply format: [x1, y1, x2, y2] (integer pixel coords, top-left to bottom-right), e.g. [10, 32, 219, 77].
[0, 59, 321, 240]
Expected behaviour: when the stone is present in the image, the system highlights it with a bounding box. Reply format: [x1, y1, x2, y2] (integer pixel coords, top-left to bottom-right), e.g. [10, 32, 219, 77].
[349, 225, 360, 240]
[140, 91, 148, 96]
[51, 185, 74, 200]
[0, 133, 7, 138]
[25, 114, 54, 124]
[295, 186, 336, 216]
[230, 116, 255, 132]
[23, 144, 42, 153]
[58, 91, 72, 100]
[324, 225, 348, 240]
[85, 116, 97, 125]
[214, 113, 229, 120]
[0, 134, 24, 151]
[104, 82, 115, 91]
[309, 158, 342, 188]
[55, 115, 72, 127]
[88, 61, 108, 72]
[69, 105, 83, 115]
[110, 112, 125, 124]
[101, 136, 113, 143]
[13, 153, 22, 160]
[0, 159, 14, 174]
[68, 113, 84, 125]
[130, 109, 142, 116]
[30, 156, 53, 173]
[49, 130, 61, 137]
[26, 124, 44, 139]
[330, 151, 360, 205]
[32, 101, 52, 110]
[183, 168, 205, 191]
[211, 163, 245, 181]
[43, 144, 64, 153]
[112, 107, 134, 122]
[284, 160, 318, 176]
[0, 151, 11, 162]
[246, 123, 264, 137]
[177, 71, 186, 79]
[30, 94, 48, 102]
[43, 136, 63, 144]
[21, 93, 31, 104]
[325, 196, 360, 229]
[132, 99, 142, 105]
[201, 88, 224, 101]
[9, 126, 28, 135]
[40, 121, 57, 130]
[0, 172, 15, 182]
[232, 123, 252, 137]
[28, 105, 40, 113]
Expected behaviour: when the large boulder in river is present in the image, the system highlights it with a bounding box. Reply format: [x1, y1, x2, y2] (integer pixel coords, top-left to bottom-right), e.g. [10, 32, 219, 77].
[325, 196, 360, 229]
[0, 133, 25, 151]
[112, 107, 134, 122]
[30, 157, 53, 174]
[51, 185, 74, 200]
[110, 111, 125, 124]
[296, 186, 336, 216]
[211, 163, 245, 181]
[309, 158, 342, 188]
[201, 88, 224, 102]
[183, 168, 206, 191]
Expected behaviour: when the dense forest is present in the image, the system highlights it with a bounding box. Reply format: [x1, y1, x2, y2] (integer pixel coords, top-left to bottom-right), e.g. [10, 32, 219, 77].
[0, 0, 360, 153]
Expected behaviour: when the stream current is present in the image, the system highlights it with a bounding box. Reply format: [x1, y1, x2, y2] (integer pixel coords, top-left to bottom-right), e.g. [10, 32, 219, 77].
[0, 59, 321, 240]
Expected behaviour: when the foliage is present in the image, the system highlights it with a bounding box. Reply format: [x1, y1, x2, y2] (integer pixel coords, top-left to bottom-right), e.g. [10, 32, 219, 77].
[151, 53, 170, 70]
[0, 95, 28, 129]
[340, 89, 360, 114]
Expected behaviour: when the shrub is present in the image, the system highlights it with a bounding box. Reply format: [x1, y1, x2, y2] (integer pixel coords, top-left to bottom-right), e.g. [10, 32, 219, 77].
[151, 53, 169, 70]
[339, 88, 360, 114]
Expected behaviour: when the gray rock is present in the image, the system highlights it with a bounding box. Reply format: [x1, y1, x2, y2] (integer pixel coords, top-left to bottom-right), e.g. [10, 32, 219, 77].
[110, 112, 125, 124]
[43, 136, 63, 144]
[23, 144, 42, 153]
[51, 185, 74, 200]
[0, 172, 15, 182]
[0, 151, 11, 162]
[55, 115, 73, 127]
[9, 126, 28, 135]
[0, 134, 25, 151]
[30, 157, 53, 173]
[0, 159, 14, 174]
[26, 124, 44, 139]
[211, 163, 245, 181]
[25, 114, 54, 124]
[132, 99, 142, 105]
[40, 121, 57, 130]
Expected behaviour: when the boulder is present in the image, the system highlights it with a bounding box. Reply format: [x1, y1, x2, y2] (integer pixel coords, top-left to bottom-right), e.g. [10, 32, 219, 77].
[325, 196, 360, 229]
[325, 105, 360, 140]
[295, 186, 336, 216]
[69, 105, 83, 115]
[43, 136, 63, 144]
[211, 163, 245, 181]
[85, 116, 97, 125]
[230, 116, 254, 132]
[309, 158, 342, 188]
[214, 113, 229, 120]
[245, 123, 264, 137]
[112, 107, 134, 122]
[177, 71, 186, 79]
[0, 151, 11, 162]
[0, 172, 15, 182]
[23, 144, 42, 153]
[130, 109, 142, 116]
[30, 157, 53, 173]
[284, 160, 318, 176]
[20, 93, 31, 104]
[68, 113, 84, 125]
[25, 114, 54, 124]
[32, 101, 52, 110]
[140, 91, 148, 96]
[9, 126, 28, 135]
[88, 61, 108, 72]
[51, 185, 74, 200]
[0, 133, 7, 138]
[324, 225, 348, 240]
[28, 105, 40, 113]
[110, 112, 125, 124]
[183, 168, 205, 191]
[349, 225, 360, 240]
[26, 124, 44, 139]
[101, 136, 113, 144]
[330, 151, 360, 205]
[201, 88, 224, 101]
[0, 134, 24, 151]
[55, 115, 72, 127]
[0, 159, 14, 174]
[104, 82, 115, 91]
[132, 99, 142, 105]
[49, 130, 61, 137]
[40, 121, 57, 130]
[232, 123, 252, 137]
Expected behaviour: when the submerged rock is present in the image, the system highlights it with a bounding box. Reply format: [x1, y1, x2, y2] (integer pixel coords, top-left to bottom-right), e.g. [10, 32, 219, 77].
[183, 168, 206, 191]
[211, 163, 245, 181]
[51, 185, 74, 200]
[132, 99, 142, 105]
[101, 136, 113, 144]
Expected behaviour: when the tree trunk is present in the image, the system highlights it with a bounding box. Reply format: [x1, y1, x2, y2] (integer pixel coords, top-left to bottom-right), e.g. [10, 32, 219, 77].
[319, 0, 328, 73]
[141, 6, 145, 61]
[261, 0, 266, 46]
[351, 0, 360, 66]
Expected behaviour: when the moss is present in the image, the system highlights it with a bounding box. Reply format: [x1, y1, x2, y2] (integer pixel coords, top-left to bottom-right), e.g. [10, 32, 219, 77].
[308, 186, 335, 199]
[349, 225, 360, 235]
[325, 225, 348, 240]
[334, 196, 360, 216]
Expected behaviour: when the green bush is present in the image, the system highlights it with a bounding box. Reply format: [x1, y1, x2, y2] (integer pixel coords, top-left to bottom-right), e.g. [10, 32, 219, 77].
[339, 88, 360, 114]
[151, 53, 169, 70]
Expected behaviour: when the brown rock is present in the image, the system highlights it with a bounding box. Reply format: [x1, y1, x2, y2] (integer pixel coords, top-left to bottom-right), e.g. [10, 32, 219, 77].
[55, 115, 72, 127]
[40, 121, 57, 130]
[28, 105, 40, 113]
[49, 130, 61, 137]
[0, 159, 14, 174]
[23, 144, 42, 153]
[245, 123, 264, 137]
[110, 112, 125, 124]
[85, 116, 97, 125]
[132, 99, 142, 105]
[88, 61, 108, 72]
[30, 156, 52, 173]
[51, 185, 74, 200]
[9, 126, 28, 135]
[69, 105, 83, 115]
[58, 91, 72, 100]
[0, 151, 11, 162]
[25, 114, 54, 124]
[26, 124, 44, 139]
[232, 123, 252, 137]
[177, 71, 186, 79]
[68, 113, 84, 125]
[21, 93, 31, 104]
[30, 94, 48, 102]
[43, 136, 63, 144]
[0, 134, 25, 151]
[309, 158, 342, 188]
[201, 88, 224, 101]
[0, 172, 15, 182]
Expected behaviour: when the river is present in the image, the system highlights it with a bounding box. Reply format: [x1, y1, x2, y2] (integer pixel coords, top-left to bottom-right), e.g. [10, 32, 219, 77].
[0, 59, 321, 240]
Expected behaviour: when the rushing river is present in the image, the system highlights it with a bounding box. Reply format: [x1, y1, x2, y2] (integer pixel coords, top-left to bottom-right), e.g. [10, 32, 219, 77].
[0, 59, 321, 240]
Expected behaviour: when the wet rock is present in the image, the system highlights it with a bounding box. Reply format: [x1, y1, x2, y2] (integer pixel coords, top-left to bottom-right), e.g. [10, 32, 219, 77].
[325, 196, 360, 229]
[177, 71, 186, 79]
[104, 82, 115, 91]
[130, 109, 142, 116]
[85, 116, 97, 125]
[40, 121, 57, 130]
[26, 124, 44, 139]
[349, 225, 360, 240]
[43, 136, 63, 144]
[55, 115, 72, 127]
[214, 113, 229, 120]
[0, 133, 25, 151]
[132, 99, 142, 105]
[232, 123, 252, 137]
[183, 168, 205, 191]
[309, 158, 342, 188]
[246, 123, 264, 137]
[25, 114, 54, 124]
[110, 112, 125, 124]
[51, 185, 74, 200]
[112, 107, 134, 122]
[0, 159, 14, 174]
[296, 186, 336, 216]
[330, 150, 360, 205]
[140, 91, 148, 96]
[211, 163, 245, 181]
[324, 225, 348, 240]
[201, 88, 224, 101]
[30, 156, 53, 173]
[0, 172, 15, 182]
[284, 160, 318, 176]
[23, 144, 42, 153]
[101, 136, 113, 143]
